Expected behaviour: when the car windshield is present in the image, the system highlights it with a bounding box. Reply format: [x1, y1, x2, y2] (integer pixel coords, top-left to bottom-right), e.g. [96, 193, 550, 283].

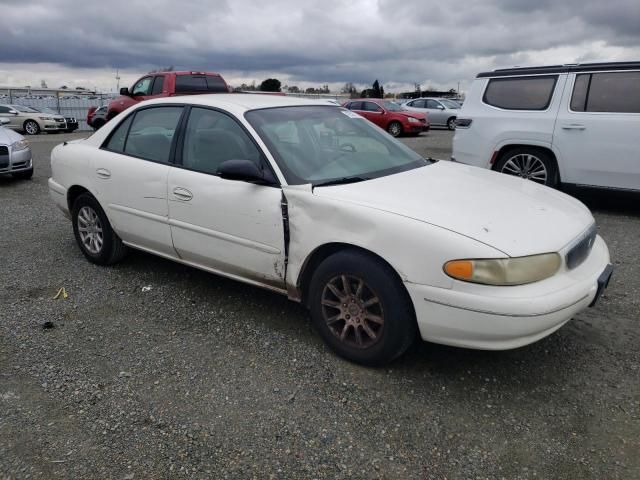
[439, 99, 460, 109]
[12, 105, 40, 113]
[245, 106, 430, 185]
[383, 101, 403, 111]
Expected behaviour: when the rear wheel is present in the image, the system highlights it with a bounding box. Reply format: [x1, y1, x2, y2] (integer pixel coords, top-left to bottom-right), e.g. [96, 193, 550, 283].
[23, 120, 40, 135]
[71, 193, 128, 265]
[308, 249, 416, 366]
[387, 121, 403, 137]
[495, 147, 558, 188]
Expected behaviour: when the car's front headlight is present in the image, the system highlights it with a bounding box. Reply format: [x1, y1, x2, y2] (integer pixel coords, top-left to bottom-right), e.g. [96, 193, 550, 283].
[11, 139, 29, 152]
[443, 253, 561, 286]
[39, 116, 53, 121]
[407, 117, 420, 123]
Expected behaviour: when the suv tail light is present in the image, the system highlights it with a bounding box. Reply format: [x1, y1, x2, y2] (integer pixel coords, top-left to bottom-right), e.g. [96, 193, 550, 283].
[455, 118, 472, 128]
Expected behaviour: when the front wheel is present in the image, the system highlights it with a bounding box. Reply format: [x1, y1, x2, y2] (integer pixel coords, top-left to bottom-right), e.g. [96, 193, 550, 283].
[447, 117, 456, 130]
[71, 193, 128, 265]
[23, 120, 40, 135]
[308, 250, 416, 366]
[387, 121, 402, 137]
[494, 148, 559, 188]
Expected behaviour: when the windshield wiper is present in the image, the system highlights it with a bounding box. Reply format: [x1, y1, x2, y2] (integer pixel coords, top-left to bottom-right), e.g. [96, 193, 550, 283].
[312, 176, 370, 189]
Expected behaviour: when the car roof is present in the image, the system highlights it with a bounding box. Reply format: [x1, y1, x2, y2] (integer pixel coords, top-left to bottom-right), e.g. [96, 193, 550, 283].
[477, 61, 640, 78]
[138, 93, 339, 112]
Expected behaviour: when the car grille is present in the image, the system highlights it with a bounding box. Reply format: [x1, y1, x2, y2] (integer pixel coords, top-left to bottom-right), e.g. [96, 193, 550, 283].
[566, 224, 597, 270]
[0, 145, 9, 169]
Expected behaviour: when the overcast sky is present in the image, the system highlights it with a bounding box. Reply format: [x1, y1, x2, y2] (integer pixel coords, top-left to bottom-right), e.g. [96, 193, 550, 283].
[1, 0, 639, 94]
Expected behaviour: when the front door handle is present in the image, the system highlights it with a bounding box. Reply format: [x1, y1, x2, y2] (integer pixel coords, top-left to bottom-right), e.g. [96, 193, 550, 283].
[172, 187, 193, 201]
[561, 124, 586, 130]
[96, 168, 111, 179]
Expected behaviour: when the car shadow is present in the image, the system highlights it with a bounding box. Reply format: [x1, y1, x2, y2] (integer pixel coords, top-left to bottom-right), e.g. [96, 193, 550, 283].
[562, 185, 640, 217]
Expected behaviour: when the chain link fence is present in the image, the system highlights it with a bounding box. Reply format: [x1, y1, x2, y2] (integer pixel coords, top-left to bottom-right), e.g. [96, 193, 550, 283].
[0, 88, 117, 131]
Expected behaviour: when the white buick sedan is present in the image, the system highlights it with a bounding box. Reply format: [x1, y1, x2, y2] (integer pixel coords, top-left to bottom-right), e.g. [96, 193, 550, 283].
[49, 95, 613, 365]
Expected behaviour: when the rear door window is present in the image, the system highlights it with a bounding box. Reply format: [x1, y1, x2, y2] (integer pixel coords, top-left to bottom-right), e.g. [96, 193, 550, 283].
[571, 71, 640, 113]
[124, 107, 183, 163]
[362, 102, 382, 112]
[483, 75, 558, 110]
[151, 76, 165, 95]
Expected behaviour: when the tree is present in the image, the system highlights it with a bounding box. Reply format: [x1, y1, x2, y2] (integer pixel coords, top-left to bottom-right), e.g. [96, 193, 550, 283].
[148, 65, 174, 73]
[287, 85, 300, 93]
[372, 79, 382, 98]
[260, 78, 281, 92]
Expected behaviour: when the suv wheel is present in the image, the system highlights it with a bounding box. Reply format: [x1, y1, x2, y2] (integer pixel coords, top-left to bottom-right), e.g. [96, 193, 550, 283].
[24, 120, 40, 135]
[308, 249, 416, 366]
[387, 121, 402, 137]
[71, 193, 128, 265]
[495, 148, 558, 188]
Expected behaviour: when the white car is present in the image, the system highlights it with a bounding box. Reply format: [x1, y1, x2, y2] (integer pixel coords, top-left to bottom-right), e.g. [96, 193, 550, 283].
[48, 94, 612, 365]
[0, 117, 33, 179]
[452, 62, 640, 190]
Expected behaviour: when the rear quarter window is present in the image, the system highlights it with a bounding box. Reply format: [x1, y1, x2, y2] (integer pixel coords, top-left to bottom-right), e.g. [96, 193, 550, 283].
[483, 75, 558, 110]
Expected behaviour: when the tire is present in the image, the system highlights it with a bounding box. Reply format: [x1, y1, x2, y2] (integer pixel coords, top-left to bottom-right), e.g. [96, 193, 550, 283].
[71, 193, 128, 265]
[308, 249, 417, 366]
[494, 147, 559, 188]
[92, 119, 105, 130]
[12, 167, 33, 180]
[387, 121, 403, 137]
[23, 120, 40, 135]
[447, 117, 456, 130]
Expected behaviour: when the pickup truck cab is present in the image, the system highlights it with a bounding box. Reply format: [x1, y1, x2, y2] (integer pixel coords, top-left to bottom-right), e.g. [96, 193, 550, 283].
[107, 71, 229, 120]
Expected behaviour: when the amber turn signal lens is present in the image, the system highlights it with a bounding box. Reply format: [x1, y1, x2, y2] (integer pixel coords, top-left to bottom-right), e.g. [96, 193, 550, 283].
[444, 260, 474, 280]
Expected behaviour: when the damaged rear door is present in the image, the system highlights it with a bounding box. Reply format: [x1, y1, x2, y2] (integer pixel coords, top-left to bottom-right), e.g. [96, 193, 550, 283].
[167, 106, 286, 289]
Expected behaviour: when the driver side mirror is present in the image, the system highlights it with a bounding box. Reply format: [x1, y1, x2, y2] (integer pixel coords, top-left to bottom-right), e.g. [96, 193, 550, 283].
[437, 105, 445, 110]
[120, 87, 131, 96]
[217, 159, 276, 185]
[8, 109, 18, 115]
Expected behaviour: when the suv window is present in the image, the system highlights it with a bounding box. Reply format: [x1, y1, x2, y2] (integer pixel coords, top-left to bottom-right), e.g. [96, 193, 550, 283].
[124, 107, 183, 162]
[362, 102, 382, 112]
[483, 75, 557, 110]
[131, 77, 153, 96]
[571, 71, 640, 113]
[181, 107, 261, 175]
[151, 76, 165, 95]
[175, 75, 228, 93]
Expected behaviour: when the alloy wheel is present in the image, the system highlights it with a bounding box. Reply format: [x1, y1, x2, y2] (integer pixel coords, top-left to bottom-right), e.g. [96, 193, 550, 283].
[321, 274, 384, 349]
[25, 121, 39, 135]
[388, 123, 401, 137]
[501, 153, 548, 184]
[77, 206, 104, 254]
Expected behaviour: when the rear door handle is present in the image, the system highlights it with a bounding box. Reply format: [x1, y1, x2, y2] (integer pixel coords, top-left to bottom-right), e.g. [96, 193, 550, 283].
[172, 187, 193, 201]
[96, 168, 111, 179]
[561, 124, 586, 130]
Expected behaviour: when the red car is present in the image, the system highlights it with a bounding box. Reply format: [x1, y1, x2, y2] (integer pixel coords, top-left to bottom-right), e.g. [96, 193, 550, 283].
[342, 98, 429, 137]
[107, 71, 229, 120]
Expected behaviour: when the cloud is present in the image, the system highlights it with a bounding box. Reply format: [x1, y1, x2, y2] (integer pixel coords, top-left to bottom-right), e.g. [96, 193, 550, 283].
[0, 0, 638, 92]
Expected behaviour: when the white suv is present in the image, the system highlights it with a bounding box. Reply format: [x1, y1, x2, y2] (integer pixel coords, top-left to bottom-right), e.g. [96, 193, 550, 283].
[452, 62, 640, 190]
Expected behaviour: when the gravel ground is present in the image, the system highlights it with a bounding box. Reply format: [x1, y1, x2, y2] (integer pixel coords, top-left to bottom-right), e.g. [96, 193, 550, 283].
[1, 130, 639, 479]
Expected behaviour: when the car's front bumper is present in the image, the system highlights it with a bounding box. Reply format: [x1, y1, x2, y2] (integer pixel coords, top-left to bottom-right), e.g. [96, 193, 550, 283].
[48, 178, 70, 218]
[0, 146, 32, 174]
[406, 235, 611, 350]
[42, 120, 67, 131]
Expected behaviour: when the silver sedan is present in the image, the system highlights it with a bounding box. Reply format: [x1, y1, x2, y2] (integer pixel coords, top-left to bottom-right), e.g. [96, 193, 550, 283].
[402, 97, 460, 130]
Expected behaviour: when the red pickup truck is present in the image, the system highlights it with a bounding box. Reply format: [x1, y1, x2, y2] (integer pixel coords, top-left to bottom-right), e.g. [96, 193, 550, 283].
[106, 71, 229, 120]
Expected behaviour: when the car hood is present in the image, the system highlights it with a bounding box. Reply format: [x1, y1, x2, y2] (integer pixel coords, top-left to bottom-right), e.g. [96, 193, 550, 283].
[312, 161, 593, 257]
[0, 126, 23, 145]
